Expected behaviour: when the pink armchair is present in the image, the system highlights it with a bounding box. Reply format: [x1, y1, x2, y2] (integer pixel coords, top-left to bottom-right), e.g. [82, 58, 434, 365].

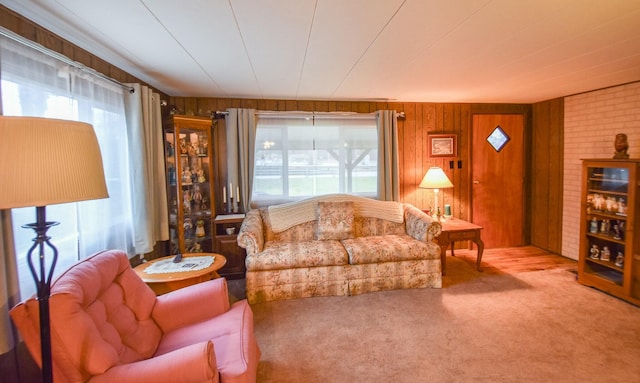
[10, 250, 260, 383]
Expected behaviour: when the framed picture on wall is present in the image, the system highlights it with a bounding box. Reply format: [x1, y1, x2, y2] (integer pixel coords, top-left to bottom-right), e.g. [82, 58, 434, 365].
[428, 134, 457, 158]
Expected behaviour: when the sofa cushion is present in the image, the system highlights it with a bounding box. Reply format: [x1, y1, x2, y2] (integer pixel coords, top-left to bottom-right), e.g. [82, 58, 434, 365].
[246, 240, 349, 271]
[341, 234, 441, 264]
[315, 201, 355, 240]
[353, 216, 406, 237]
[261, 208, 316, 242]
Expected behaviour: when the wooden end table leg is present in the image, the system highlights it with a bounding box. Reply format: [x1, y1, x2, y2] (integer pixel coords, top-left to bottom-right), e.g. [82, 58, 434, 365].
[473, 237, 484, 272]
[441, 244, 447, 276]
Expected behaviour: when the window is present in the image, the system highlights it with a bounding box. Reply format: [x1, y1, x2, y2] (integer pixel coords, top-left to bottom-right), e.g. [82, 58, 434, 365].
[253, 113, 378, 204]
[1, 35, 134, 298]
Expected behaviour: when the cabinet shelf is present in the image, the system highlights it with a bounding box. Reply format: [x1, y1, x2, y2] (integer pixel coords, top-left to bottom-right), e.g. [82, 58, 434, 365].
[578, 159, 640, 306]
[586, 233, 625, 245]
[587, 189, 627, 197]
[582, 268, 624, 287]
[587, 211, 627, 219]
[585, 257, 624, 273]
[182, 210, 210, 217]
[589, 177, 628, 183]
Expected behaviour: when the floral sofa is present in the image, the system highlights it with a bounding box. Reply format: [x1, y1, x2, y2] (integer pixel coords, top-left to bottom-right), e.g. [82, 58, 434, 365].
[237, 194, 442, 304]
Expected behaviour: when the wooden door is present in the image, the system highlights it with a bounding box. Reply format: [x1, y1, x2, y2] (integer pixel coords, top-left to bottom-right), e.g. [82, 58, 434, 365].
[471, 114, 524, 248]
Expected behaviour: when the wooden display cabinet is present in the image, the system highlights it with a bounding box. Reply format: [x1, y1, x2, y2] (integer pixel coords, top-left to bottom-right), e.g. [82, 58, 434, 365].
[578, 159, 640, 305]
[214, 214, 246, 279]
[164, 115, 215, 254]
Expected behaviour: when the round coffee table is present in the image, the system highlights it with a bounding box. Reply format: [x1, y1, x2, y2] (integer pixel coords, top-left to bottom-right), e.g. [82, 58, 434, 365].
[134, 253, 226, 295]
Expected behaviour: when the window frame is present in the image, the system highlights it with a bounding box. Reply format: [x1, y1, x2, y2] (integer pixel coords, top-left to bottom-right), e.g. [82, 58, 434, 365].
[252, 113, 379, 205]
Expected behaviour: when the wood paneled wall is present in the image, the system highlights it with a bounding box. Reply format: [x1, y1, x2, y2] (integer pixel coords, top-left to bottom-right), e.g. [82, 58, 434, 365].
[168, 97, 471, 213]
[531, 98, 564, 254]
[168, 97, 553, 245]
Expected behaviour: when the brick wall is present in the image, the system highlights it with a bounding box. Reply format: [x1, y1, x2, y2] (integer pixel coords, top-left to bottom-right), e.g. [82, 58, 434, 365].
[562, 82, 640, 260]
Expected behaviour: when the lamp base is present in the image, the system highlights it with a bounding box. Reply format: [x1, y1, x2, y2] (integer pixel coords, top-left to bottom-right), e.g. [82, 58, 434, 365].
[432, 189, 441, 221]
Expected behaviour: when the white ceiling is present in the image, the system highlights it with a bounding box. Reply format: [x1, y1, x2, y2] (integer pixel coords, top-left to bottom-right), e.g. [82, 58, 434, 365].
[3, 0, 640, 103]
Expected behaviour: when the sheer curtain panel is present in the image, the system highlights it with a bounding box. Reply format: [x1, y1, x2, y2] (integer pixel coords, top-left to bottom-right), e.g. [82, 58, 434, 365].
[0, 33, 135, 300]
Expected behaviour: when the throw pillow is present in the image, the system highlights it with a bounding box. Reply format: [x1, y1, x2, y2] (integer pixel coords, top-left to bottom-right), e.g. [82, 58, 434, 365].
[315, 201, 355, 240]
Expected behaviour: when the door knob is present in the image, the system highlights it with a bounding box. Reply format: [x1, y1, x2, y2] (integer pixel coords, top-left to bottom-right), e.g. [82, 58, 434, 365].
[473, 180, 480, 184]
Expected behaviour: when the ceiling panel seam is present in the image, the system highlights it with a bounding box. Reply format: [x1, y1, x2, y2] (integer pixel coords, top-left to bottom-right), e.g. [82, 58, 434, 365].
[229, 0, 263, 98]
[140, 0, 226, 95]
[329, 0, 407, 99]
[295, 0, 319, 100]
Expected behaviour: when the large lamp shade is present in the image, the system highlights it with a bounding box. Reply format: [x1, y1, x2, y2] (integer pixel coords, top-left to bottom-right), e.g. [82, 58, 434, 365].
[419, 166, 454, 190]
[0, 116, 109, 209]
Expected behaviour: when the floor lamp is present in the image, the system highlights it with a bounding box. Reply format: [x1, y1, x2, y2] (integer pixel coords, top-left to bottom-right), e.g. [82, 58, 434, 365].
[419, 166, 454, 220]
[0, 116, 109, 383]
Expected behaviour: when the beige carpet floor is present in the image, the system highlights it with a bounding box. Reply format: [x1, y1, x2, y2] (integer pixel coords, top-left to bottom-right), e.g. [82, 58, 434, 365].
[249, 255, 640, 383]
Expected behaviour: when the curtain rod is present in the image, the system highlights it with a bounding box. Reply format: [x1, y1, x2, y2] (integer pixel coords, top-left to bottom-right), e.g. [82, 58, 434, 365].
[213, 110, 405, 119]
[0, 26, 135, 94]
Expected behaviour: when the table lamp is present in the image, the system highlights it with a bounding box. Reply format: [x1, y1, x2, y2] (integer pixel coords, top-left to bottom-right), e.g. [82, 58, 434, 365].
[0, 116, 109, 383]
[419, 166, 453, 220]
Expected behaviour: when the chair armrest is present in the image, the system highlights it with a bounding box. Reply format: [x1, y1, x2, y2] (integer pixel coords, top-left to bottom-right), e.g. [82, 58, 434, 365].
[404, 204, 442, 242]
[89, 341, 218, 383]
[237, 209, 264, 255]
[152, 278, 230, 333]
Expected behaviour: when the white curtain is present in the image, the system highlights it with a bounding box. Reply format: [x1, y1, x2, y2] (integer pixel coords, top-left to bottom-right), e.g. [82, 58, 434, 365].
[225, 108, 257, 211]
[124, 83, 169, 253]
[376, 110, 400, 201]
[0, 211, 20, 355]
[0, 32, 135, 298]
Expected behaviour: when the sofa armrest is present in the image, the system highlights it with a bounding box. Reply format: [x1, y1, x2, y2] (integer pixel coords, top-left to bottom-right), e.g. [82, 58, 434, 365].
[90, 341, 218, 383]
[152, 278, 230, 333]
[237, 209, 264, 255]
[404, 204, 442, 242]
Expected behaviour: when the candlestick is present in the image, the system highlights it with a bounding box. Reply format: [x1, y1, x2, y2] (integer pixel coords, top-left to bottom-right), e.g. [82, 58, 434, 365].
[229, 182, 233, 198]
[222, 186, 227, 203]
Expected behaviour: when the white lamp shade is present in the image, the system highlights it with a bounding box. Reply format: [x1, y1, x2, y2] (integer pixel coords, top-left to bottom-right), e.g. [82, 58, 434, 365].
[419, 166, 454, 189]
[0, 116, 109, 209]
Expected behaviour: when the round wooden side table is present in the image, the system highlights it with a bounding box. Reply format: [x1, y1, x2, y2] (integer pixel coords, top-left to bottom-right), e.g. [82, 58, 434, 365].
[134, 253, 227, 295]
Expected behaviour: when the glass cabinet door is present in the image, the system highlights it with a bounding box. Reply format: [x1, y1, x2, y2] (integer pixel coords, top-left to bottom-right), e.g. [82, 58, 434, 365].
[578, 159, 640, 305]
[582, 165, 629, 286]
[164, 116, 214, 254]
